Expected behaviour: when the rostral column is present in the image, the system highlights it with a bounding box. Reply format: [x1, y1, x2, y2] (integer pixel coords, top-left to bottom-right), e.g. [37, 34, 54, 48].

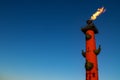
[81, 20, 101, 80]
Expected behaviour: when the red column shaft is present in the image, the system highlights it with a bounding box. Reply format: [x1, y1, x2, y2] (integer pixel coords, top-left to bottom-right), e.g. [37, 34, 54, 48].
[86, 30, 98, 80]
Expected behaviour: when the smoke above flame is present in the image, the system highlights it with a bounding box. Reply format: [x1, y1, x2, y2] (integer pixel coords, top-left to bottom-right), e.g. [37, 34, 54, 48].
[90, 7, 106, 20]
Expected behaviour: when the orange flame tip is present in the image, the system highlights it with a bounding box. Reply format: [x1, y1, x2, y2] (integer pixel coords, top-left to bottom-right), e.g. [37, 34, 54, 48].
[90, 7, 106, 20]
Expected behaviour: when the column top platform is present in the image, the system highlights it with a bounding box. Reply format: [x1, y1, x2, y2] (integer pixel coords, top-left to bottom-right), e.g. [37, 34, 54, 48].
[81, 20, 98, 34]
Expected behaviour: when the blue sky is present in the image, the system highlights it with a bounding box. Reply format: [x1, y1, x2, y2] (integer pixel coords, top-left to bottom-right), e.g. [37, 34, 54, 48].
[0, 0, 120, 80]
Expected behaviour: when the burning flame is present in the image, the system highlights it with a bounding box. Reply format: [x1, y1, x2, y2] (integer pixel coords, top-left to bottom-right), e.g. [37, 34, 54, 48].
[90, 7, 106, 20]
